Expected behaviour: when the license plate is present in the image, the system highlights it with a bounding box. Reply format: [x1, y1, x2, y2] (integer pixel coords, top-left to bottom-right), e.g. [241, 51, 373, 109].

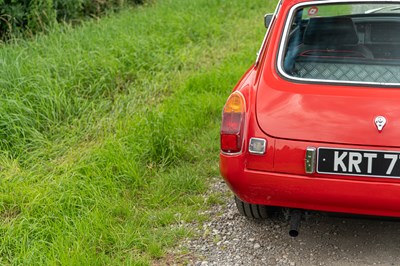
[317, 148, 400, 178]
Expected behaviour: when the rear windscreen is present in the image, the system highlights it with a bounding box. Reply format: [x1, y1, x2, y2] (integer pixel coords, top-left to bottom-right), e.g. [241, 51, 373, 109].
[279, 2, 400, 85]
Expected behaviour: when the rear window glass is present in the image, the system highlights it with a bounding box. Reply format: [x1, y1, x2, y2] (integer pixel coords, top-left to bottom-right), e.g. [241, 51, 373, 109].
[279, 2, 400, 85]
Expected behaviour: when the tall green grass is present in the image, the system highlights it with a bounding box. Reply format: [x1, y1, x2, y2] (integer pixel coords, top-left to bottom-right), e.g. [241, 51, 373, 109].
[0, 0, 277, 264]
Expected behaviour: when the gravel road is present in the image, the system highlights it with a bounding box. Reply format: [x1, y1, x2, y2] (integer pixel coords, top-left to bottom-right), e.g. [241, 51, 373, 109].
[177, 178, 400, 265]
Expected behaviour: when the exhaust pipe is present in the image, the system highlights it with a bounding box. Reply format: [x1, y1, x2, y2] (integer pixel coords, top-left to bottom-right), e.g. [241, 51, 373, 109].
[289, 209, 302, 237]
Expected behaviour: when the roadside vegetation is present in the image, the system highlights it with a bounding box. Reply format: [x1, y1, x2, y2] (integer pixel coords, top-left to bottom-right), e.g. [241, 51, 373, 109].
[0, 0, 276, 264]
[0, 0, 146, 40]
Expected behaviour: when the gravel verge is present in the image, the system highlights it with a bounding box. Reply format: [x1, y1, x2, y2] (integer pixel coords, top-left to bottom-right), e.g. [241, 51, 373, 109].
[173, 178, 400, 265]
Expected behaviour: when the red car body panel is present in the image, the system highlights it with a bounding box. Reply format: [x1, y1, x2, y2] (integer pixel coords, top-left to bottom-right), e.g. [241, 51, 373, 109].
[220, 0, 400, 217]
[221, 153, 400, 217]
[256, 77, 400, 147]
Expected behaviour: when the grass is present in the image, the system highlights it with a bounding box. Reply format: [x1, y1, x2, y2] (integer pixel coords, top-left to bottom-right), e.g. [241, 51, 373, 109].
[0, 0, 277, 264]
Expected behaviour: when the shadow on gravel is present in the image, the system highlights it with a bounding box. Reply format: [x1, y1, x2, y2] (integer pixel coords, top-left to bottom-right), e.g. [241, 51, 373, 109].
[265, 210, 400, 265]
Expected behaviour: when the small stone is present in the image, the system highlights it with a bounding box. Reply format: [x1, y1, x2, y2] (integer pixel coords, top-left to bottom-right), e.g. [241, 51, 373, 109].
[254, 243, 261, 249]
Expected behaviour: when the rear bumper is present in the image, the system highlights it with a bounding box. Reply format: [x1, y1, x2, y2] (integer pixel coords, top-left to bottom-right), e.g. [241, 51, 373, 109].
[221, 153, 400, 218]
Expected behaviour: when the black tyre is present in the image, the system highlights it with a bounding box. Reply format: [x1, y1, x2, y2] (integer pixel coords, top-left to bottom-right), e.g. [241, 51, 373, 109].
[234, 196, 269, 219]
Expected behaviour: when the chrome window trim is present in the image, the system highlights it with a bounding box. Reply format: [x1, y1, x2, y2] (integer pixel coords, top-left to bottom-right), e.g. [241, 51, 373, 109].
[255, 0, 282, 65]
[276, 0, 400, 87]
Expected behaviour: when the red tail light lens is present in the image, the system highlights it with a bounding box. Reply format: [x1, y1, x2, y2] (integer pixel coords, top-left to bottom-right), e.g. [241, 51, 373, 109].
[221, 92, 245, 153]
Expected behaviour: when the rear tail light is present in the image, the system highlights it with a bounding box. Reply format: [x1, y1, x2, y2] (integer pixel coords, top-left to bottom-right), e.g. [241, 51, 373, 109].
[220, 92, 246, 154]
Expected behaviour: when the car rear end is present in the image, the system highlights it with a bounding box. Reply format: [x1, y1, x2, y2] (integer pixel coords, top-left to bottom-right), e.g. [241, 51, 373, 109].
[220, 0, 400, 219]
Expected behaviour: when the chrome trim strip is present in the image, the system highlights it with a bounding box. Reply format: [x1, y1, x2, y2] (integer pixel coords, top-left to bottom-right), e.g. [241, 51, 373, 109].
[221, 150, 243, 156]
[255, 0, 282, 65]
[276, 0, 400, 86]
[305, 147, 316, 174]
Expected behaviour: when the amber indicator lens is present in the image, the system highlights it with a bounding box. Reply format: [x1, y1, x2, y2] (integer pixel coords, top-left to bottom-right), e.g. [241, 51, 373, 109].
[221, 92, 245, 153]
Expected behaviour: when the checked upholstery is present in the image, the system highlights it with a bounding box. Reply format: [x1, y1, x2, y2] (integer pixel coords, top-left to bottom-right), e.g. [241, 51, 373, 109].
[293, 61, 400, 84]
[286, 16, 400, 84]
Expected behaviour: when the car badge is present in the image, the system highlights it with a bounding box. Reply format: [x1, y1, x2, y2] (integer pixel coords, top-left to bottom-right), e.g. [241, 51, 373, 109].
[374, 116, 386, 132]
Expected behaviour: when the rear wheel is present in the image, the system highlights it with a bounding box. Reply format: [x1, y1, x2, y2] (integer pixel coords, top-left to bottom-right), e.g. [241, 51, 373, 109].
[234, 196, 270, 219]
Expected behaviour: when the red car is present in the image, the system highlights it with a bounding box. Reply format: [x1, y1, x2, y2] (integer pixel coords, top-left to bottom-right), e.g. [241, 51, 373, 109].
[220, 0, 400, 236]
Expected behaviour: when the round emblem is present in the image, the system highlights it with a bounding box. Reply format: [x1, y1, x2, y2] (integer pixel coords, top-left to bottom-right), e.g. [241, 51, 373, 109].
[308, 6, 319, 16]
